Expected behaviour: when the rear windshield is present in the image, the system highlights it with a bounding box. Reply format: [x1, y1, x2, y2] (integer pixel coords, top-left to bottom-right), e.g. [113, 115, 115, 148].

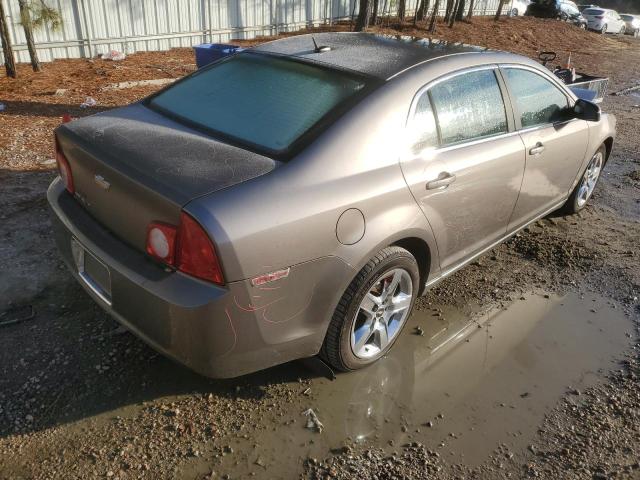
[583, 8, 604, 14]
[147, 53, 370, 155]
[620, 14, 633, 20]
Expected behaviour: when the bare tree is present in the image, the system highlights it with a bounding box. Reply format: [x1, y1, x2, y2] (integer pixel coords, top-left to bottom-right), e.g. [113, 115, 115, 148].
[428, 0, 441, 32]
[0, 0, 16, 78]
[494, 0, 507, 20]
[466, 0, 475, 19]
[416, 0, 429, 21]
[448, 0, 459, 26]
[355, 0, 372, 31]
[455, 0, 465, 20]
[371, 0, 379, 24]
[443, 0, 455, 23]
[397, 0, 407, 22]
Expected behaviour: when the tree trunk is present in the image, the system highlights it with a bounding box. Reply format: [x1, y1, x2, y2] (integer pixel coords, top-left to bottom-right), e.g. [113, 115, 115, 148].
[18, 0, 41, 72]
[428, 0, 440, 32]
[371, 0, 379, 24]
[448, 0, 459, 26]
[416, 0, 429, 21]
[397, 0, 406, 22]
[455, 0, 465, 20]
[443, 0, 454, 23]
[0, 0, 16, 78]
[355, 0, 371, 31]
[466, 0, 475, 19]
[494, 0, 506, 20]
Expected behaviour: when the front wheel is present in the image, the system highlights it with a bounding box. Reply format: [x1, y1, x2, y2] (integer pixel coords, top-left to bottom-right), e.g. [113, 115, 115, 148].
[579, 22, 586, 29]
[560, 145, 605, 215]
[320, 247, 419, 371]
[634, 29, 639, 37]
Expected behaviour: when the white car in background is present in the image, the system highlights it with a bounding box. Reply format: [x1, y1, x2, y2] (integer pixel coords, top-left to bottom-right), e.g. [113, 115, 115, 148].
[509, 0, 531, 16]
[582, 7, 627, 33]
[620, 13, 640, 37]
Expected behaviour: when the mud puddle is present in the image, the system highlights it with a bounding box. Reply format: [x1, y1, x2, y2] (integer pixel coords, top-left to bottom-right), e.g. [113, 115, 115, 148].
[211, 291, 633, 478]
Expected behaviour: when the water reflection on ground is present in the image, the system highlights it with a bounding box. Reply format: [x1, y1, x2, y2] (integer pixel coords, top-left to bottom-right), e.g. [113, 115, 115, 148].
[232, 291, 632, 477]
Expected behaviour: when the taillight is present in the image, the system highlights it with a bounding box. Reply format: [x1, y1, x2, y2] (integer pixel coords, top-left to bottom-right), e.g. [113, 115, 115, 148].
[55, 138, 75, 194]
[145, 213, 224, 285]
[146, 222, 177, 265]
[177, 212, 224, 285]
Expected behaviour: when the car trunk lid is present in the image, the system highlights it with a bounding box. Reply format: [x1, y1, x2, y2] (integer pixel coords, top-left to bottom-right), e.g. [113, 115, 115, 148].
[56, 103, 279, 252]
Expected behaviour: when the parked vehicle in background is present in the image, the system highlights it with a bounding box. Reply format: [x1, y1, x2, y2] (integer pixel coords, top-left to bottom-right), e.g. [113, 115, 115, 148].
[508, 0, 531, 16]
[577, 4, 598, 12]
[526, 0, 588, 28]
[620, 14, 640, 36]
[582, 8, 627, 33]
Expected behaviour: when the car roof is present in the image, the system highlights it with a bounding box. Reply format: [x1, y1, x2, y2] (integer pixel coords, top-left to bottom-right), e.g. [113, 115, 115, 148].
[252, 32, 498, 80]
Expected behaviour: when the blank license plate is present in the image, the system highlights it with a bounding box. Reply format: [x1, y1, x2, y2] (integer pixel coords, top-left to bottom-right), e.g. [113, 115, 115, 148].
[71, 238, 112, 306]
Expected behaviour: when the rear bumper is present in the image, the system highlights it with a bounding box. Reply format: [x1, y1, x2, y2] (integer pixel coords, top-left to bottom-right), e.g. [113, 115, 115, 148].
[47, 178, 353, 378]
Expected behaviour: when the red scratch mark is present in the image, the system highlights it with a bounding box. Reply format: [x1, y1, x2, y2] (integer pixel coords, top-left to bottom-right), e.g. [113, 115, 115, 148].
[233, 295, 285, 312]
[262, 284, 316, 324]
[219, 307, 237, 357]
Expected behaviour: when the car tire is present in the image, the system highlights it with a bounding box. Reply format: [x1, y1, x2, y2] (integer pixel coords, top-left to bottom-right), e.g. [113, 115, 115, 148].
[320, 246, 419, 372]
[510, 7, 518, 16]
[579, 22, 586, 29]
[560, 145, 606, 215]
[634, 29, 639, 37]
[601, 23, 607, 33]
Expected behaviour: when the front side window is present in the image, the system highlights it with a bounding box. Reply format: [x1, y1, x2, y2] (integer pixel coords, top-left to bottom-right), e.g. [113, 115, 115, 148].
[503, 68, 569, 128]
[429, 69, 508, 146]
[148, 53, 369, 154]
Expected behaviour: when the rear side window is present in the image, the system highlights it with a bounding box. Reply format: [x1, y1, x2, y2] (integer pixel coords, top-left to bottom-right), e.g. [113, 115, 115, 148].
[148, 53, 369, 154]
[583, 8, 603, 14]
[429, 69, 508, 146]
[503, 68, 569, 128]
[407, 93, 439, 154]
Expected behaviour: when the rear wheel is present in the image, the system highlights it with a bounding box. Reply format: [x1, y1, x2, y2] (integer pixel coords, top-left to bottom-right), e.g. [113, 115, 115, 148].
[601, 23, 608, 33]
[561, 145, 605, 215]
[320, 247, 419, 371]
[510, 7, 518, 16]
[634, 29, 639, 37]
[620, 25, 626, 35]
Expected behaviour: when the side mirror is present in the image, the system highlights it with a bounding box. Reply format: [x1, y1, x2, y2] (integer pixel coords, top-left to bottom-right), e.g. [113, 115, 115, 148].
[573, 98, 601, 122]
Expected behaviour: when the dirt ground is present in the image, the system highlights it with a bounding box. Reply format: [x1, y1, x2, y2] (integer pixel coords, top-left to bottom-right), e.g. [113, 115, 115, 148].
[1, 16, 640, 480]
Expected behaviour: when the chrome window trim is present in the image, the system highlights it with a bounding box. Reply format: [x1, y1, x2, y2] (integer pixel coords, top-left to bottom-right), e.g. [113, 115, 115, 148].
[406, 64, 513, 152]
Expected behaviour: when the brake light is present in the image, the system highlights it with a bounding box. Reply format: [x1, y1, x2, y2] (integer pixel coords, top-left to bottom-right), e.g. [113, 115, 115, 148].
[146, 222, 177, 264]
[145, 213, 224, 285]
[177, 212, 224, 285]
[55, 138, 75, 194]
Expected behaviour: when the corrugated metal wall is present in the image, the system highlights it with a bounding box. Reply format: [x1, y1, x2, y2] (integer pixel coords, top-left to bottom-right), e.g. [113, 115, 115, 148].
[1, 0, 503, 63]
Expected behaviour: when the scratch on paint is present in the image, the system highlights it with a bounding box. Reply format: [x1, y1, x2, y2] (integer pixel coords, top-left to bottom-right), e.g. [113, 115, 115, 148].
[256, 284, 281, 291]
[262, 284, 316, 324]
[219, 308, 237, 357]
[233, 295, 285, 312]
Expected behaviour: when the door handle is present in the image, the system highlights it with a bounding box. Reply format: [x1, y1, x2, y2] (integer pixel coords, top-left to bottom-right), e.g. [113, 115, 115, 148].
[426, 172, 457, 190]
[529, 142, 545, 155]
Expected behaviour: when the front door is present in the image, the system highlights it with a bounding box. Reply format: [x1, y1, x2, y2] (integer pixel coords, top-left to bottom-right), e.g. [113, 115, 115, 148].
[500, 67, 589, 230]
[400, 68, 525, 271]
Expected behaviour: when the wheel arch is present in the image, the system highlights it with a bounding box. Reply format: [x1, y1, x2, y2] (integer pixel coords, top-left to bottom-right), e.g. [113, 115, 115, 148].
[392, 237, 432, 296]
[603, 136, 614, 164]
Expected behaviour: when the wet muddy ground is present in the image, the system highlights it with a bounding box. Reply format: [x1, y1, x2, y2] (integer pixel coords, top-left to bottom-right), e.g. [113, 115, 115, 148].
[1, 20, 640, 480]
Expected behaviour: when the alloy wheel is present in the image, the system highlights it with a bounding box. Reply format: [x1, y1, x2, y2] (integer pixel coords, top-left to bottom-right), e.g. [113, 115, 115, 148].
[577, 151, 603, 208]
[350, 268, 413, 359]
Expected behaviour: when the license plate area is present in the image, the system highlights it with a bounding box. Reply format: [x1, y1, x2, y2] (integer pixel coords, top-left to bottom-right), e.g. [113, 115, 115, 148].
[71, 238, 112, 306]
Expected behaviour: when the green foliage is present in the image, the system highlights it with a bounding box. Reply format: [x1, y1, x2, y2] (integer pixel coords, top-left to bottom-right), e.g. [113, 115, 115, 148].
[19, 0, 63, 32]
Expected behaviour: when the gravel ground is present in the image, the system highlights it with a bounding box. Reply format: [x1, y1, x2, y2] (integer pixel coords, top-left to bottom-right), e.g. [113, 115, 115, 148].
[0, 17, 639, 480]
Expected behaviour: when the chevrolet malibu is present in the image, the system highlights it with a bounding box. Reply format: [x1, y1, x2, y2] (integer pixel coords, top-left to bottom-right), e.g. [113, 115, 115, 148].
[48, 33, 615, 378]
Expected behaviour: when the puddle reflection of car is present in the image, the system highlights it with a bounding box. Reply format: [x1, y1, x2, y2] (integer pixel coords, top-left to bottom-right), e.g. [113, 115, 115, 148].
[48, 33, 616, 378]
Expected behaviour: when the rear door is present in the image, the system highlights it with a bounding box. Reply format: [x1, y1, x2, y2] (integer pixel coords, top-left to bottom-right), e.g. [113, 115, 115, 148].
[500, 66, 588, 230]
[400, 67, 525, 271]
